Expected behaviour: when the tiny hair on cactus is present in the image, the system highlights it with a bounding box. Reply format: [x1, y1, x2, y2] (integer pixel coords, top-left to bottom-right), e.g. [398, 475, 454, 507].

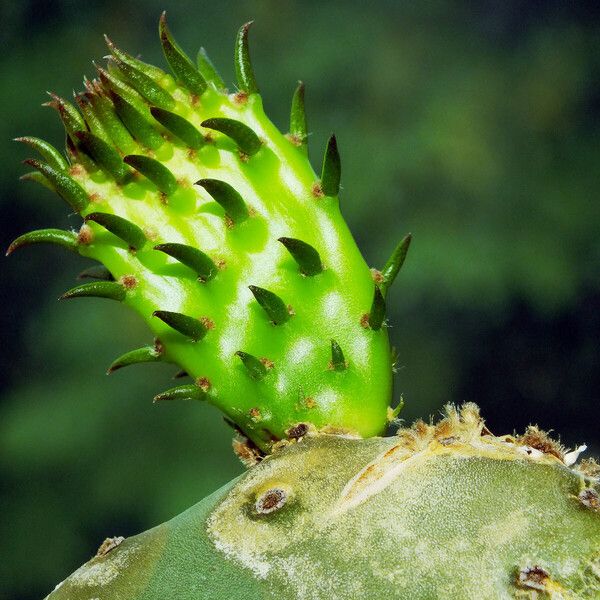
[8, 12, 411, 453]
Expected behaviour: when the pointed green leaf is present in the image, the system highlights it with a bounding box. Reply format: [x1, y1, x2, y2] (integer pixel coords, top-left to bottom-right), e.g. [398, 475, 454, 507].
[195, 178, 249, 224]
[74, 131, 130, 182]
[101, 37, 165, 81]
[158, 12, 207, 96]
[44, 93, 86, 137]
[368, 285, 386, 331]
[14, 137, 69, 171]
[74, 92, 113, 144]
[201, 118, 261, 156]
[60, 281, 126, 301]
[234, 22, 258, 94]
[153, 384, 206, 402]
[111, 93, 164, 150]
[154, 243, 217, 282]
[153, 310, 208, 341]
[84, 87, 136, 154]
[77, 265, 115, 281]
[320, 134, 341, 197]
[330, 339, 347, 371]
[380, 233, 412, 296]
[124, 154, 178, 195]
[235, 351, 267, 380]
[248, 285, 289, 325]
[389, 397, 405, 420]
[108, 344, 163, 373]
[278, 237, 322, 276]
[150, 107, 205, 149]
[23, 159, 88, 212]
[289, 81, 307, 152]
[97, 66, 164, 151]
[196, 47, 225, 89]
[19, 170, 55, 192]
[85, 212, 146, 250]
[6, 229, 78, 256]
[96, 64, 147, 110]
[105, 37, 175, 109]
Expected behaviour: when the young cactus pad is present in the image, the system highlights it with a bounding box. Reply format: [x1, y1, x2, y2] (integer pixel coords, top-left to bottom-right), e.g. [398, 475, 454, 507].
[8, 15, 411, 452]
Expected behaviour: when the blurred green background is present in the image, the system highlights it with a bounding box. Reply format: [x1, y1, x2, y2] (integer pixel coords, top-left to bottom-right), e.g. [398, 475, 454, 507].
[1, 1, 599, 598]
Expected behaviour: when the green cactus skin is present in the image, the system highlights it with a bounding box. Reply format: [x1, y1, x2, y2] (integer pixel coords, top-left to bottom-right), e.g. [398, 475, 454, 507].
[8, 16, 408, 452]
[45, 407, 600, 600]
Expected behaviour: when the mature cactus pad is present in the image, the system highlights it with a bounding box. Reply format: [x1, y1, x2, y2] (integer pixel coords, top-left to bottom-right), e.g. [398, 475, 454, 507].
[46, 406, 600, 599]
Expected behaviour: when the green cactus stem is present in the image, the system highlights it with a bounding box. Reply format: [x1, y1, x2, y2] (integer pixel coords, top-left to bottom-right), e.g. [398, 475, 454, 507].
[9, 15, 411, 452]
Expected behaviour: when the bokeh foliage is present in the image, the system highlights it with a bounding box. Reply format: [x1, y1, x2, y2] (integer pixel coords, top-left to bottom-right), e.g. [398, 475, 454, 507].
[1, 1, 599, 599]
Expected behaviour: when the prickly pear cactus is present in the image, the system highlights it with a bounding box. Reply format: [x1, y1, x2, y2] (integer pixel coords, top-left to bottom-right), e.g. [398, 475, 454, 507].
[8, 13, 599, 600]
[9, 15, 408, 452]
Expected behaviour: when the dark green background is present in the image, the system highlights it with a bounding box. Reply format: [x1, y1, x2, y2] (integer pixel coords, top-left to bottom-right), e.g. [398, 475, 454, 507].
[1, 1, 599, 598]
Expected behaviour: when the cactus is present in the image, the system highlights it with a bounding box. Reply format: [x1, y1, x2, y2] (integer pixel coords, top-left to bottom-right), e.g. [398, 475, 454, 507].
[7, 13, 599, 600]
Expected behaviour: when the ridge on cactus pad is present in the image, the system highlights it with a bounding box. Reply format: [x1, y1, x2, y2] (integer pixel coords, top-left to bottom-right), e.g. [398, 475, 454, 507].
[8, 13, 410, 453]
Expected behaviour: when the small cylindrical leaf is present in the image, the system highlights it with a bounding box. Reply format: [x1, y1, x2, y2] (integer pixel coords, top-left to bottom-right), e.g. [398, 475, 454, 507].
[154, 243, 217, 282]
[201, 118, 261, 156]
[235, 351, 267, 380]
[289, 82, 307, 153]
[195, 178, 249, 224]
[111, 93, 165, 150]
[14, 137, 69, 171]
[108, 344, 163, 373]
[153, 310, 209, 342]
[44, 93, 86, 137]
[278, 237, 322, 276]
[19, 170, 55, 192]
[77, 265, 114, 281]
[84, 89, 136, 154]
[380, 233, 412, 296]
[248, 285, 289, 325]
[234, 22, 258, 94]
[75, 92, 112, 145]
[197, 47, 225, 89]
[60, 281, 126, 301]
[24, 159, 88, 212]
[106, 37, 175, 109]
[151, 107, 205, 149]
[367, 285, 386, 331]
[85, 212, 146, 250]
[74, 132, 130, 182]
[330, 339, 347, 371]
[124, 154, 178, 195]
[6, 229, 78, 256]
[159, 13, 207, 96]
[153, 384, 206, 402]
[102, 36, 166, 81]
[320, 134, 341, 197]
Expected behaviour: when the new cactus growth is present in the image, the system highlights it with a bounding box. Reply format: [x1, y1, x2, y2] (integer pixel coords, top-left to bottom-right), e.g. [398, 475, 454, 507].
[7, 13, 599, 600]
